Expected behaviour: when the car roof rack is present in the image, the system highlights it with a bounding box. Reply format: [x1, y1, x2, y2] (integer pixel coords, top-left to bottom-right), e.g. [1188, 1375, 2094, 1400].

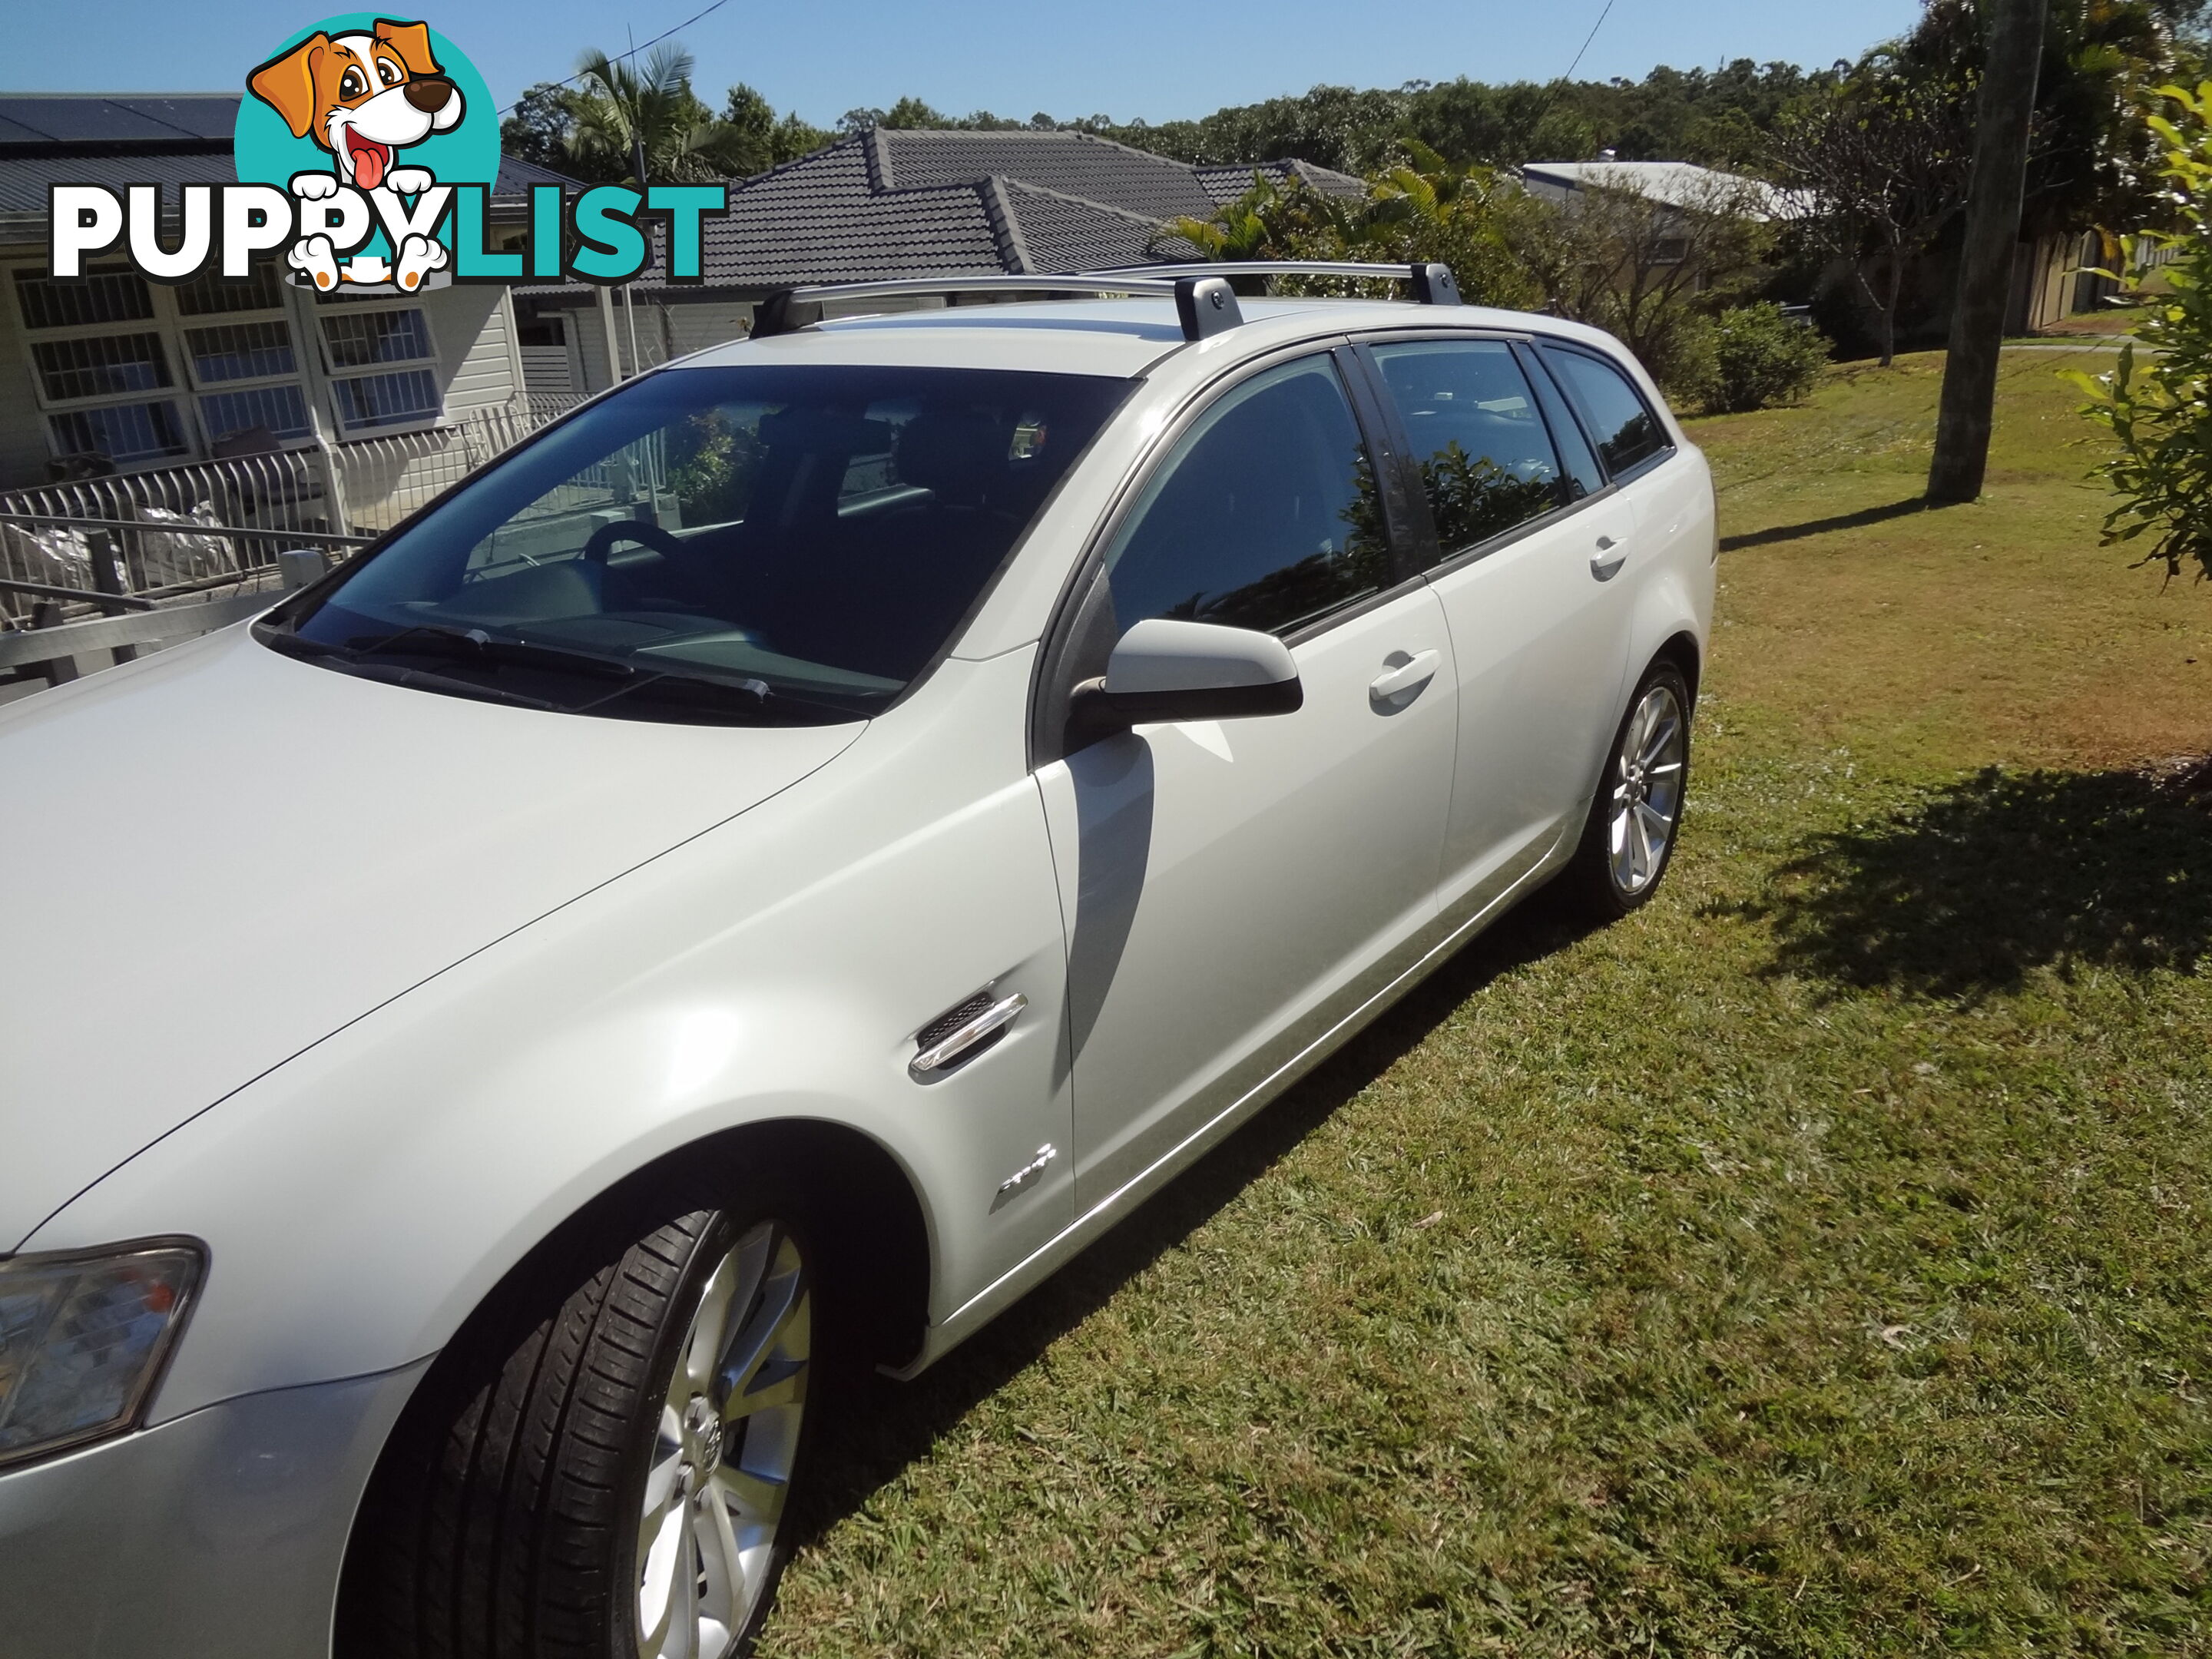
[752, 272, 1247, 343]
[749, 260, 1462, 344]
[1081, 260, 1464, 308]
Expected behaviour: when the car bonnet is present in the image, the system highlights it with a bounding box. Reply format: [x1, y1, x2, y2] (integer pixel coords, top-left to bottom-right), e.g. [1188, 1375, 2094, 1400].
[0, 627, 861, 1246]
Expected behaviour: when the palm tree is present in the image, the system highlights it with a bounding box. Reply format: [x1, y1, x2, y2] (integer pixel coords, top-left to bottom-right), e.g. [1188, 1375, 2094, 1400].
[566, 45, 753, 185]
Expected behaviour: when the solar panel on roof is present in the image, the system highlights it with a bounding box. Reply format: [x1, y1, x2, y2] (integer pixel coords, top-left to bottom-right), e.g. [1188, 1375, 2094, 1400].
[115, 97, 242, 141]
[0, 94, 240, 146]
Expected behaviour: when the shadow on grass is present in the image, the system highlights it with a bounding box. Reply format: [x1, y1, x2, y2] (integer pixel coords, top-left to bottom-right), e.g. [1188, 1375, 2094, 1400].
[1718, 495, 1935, 553]
[1724, 762, 2212, 998]
[789, 889, 1605, 1550]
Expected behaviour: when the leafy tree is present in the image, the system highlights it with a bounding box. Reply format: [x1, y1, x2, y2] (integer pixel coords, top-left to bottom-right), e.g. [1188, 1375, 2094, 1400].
[2071, 80, 2212, 580]
[498, 65, 833, 184]
[1900, 0, 2191, 240]
[1515, 171, 1778, 392]
[1771, 54, 1975, 367]
[722, 84, 831, 170]
[1051, 61, 1836, 175]
[500, 81, 578, 171]
[567, 45, 753, 184]
[1161, 150, 1770, 393]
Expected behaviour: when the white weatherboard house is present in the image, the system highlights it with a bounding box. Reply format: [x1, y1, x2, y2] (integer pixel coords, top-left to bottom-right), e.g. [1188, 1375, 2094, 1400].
[0, 93, 571, 575]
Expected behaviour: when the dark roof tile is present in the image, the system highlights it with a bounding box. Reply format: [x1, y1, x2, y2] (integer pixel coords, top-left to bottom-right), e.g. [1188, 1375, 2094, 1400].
[1194, 159, 1368, 204]
[995, 177, 1199, 273]
[875, 129, 1220, 220]
[585, 131, 1348, 295]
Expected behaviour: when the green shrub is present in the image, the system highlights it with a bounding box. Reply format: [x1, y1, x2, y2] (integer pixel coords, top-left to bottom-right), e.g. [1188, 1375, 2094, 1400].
[1642, 309, 1720, 406]
[2071, 81, 2212, 581]
[1697, 302, 1831, 414]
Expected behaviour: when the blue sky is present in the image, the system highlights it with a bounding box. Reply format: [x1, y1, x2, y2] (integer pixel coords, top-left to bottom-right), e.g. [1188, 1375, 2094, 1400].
[9, 1, 1925, 126]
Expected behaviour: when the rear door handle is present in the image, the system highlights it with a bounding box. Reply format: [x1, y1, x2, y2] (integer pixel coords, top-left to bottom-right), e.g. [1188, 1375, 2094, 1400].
[1369, 649, 1441, 702]
[1590, 535, 1628, 581]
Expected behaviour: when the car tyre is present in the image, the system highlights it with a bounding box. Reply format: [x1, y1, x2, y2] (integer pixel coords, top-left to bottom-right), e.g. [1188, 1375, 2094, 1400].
[339, 1192, 829, 1659]
[1562, 660, 1692, 919]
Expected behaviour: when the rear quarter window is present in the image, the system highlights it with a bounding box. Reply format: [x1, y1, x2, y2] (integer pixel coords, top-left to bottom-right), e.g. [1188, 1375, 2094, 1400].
[1538, 344, 1672, 479]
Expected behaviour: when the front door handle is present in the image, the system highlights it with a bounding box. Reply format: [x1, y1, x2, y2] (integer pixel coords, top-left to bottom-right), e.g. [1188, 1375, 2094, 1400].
[1369, 649, 1441, 703]
[1590, 535, 1629, 581]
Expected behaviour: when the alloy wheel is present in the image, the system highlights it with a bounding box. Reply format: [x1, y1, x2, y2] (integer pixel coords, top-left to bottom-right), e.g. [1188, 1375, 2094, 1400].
[635, 1220, 812, 1659]
[1607, 682, 1687, 898]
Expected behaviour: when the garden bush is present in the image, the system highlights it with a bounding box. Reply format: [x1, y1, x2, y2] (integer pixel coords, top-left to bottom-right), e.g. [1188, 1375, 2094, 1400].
[1694, 302, 1832, 414]
[2071, 81, 2212, 581]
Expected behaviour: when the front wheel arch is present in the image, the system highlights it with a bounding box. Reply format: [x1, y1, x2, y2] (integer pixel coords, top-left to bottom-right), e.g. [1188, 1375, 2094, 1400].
[333, 1118, 930, 1656]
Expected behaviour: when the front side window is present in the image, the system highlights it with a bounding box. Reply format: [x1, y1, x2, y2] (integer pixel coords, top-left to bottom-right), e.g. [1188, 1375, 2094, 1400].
[1539, 344, 1671, 478]
[272, 363, 1133, 724]
[1369, 340, 1567, 561]
[1101, 356, 1389, 639]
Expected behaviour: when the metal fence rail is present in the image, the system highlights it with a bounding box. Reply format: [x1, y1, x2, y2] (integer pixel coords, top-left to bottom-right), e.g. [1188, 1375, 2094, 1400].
[0, 396, 583, 623]
[0, 541, 346, 691]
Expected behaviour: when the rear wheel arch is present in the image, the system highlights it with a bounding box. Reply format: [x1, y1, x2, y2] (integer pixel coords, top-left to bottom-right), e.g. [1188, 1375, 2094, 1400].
[1650, 631, 1701, 706]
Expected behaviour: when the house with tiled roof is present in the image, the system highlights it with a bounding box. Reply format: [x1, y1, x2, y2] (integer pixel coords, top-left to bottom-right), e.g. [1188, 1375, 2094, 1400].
[518, 129, 1366, 397]
[0, 93, 575, 492]
[0, 103, 1361, 509]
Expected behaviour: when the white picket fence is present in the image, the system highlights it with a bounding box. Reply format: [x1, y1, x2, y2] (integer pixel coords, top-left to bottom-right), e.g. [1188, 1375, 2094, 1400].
[0, 395, 584, 620]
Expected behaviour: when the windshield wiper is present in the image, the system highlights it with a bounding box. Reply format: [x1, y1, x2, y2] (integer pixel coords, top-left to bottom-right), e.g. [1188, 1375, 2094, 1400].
[358, 623, 873, 722]
[263, 628, 564, 712]
[273, 618, 869, 724]
[343, 623, 638, 680]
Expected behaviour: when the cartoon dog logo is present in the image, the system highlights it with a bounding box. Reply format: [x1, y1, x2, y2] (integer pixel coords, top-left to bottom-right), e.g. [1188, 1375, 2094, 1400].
[247, 18, 462, 292]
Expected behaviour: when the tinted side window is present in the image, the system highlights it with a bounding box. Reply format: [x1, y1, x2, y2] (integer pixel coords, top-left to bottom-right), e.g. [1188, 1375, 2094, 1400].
[1103, 356, 1389, 637]
[1370, 340, 1564, 560]
[1517, 343, 1604, 502]
[1540, 345, 1671, 478]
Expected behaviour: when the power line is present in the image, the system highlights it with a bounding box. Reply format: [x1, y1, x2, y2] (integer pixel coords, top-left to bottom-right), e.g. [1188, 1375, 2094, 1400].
[497, 0, 737, 116]
[1561, 0, 1621, 85]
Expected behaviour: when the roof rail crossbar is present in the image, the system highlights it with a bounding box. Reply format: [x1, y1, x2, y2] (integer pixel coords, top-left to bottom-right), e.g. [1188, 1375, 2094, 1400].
[745, 260, 1459, 345]
[1082, 260, 1464, 306]
[751, 273, 1187, 340]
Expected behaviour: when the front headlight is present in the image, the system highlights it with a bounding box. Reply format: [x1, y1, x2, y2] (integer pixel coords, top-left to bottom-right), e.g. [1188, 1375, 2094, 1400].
[0, 1239, 204, 1469]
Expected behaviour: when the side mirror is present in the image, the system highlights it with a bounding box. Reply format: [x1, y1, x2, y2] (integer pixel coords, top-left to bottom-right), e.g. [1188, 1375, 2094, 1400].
[1068, 618, 1303, 747]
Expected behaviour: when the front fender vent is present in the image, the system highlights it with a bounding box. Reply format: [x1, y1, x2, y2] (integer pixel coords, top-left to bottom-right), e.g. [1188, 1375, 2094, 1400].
[910, 986, 1026, 1077]
[916, 990, 995, 1052]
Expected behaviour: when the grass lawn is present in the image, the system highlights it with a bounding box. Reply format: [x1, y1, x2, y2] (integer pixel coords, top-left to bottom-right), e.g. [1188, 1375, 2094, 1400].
[763, 347, 2212, 1657]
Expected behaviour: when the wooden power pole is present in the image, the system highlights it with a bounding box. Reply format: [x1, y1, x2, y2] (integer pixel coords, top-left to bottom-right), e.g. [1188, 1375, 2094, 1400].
[1927, 0, 2048, 504]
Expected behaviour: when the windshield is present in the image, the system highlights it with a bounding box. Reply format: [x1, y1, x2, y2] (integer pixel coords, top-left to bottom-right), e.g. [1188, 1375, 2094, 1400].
[270, 363, 1134, 724]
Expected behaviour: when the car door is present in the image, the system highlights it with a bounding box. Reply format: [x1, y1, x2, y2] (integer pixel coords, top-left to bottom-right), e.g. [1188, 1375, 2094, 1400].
[1031, 349, 1458, 1211]
[1356, 335, 1646, 926]
[1535, 336, 1706, 627]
